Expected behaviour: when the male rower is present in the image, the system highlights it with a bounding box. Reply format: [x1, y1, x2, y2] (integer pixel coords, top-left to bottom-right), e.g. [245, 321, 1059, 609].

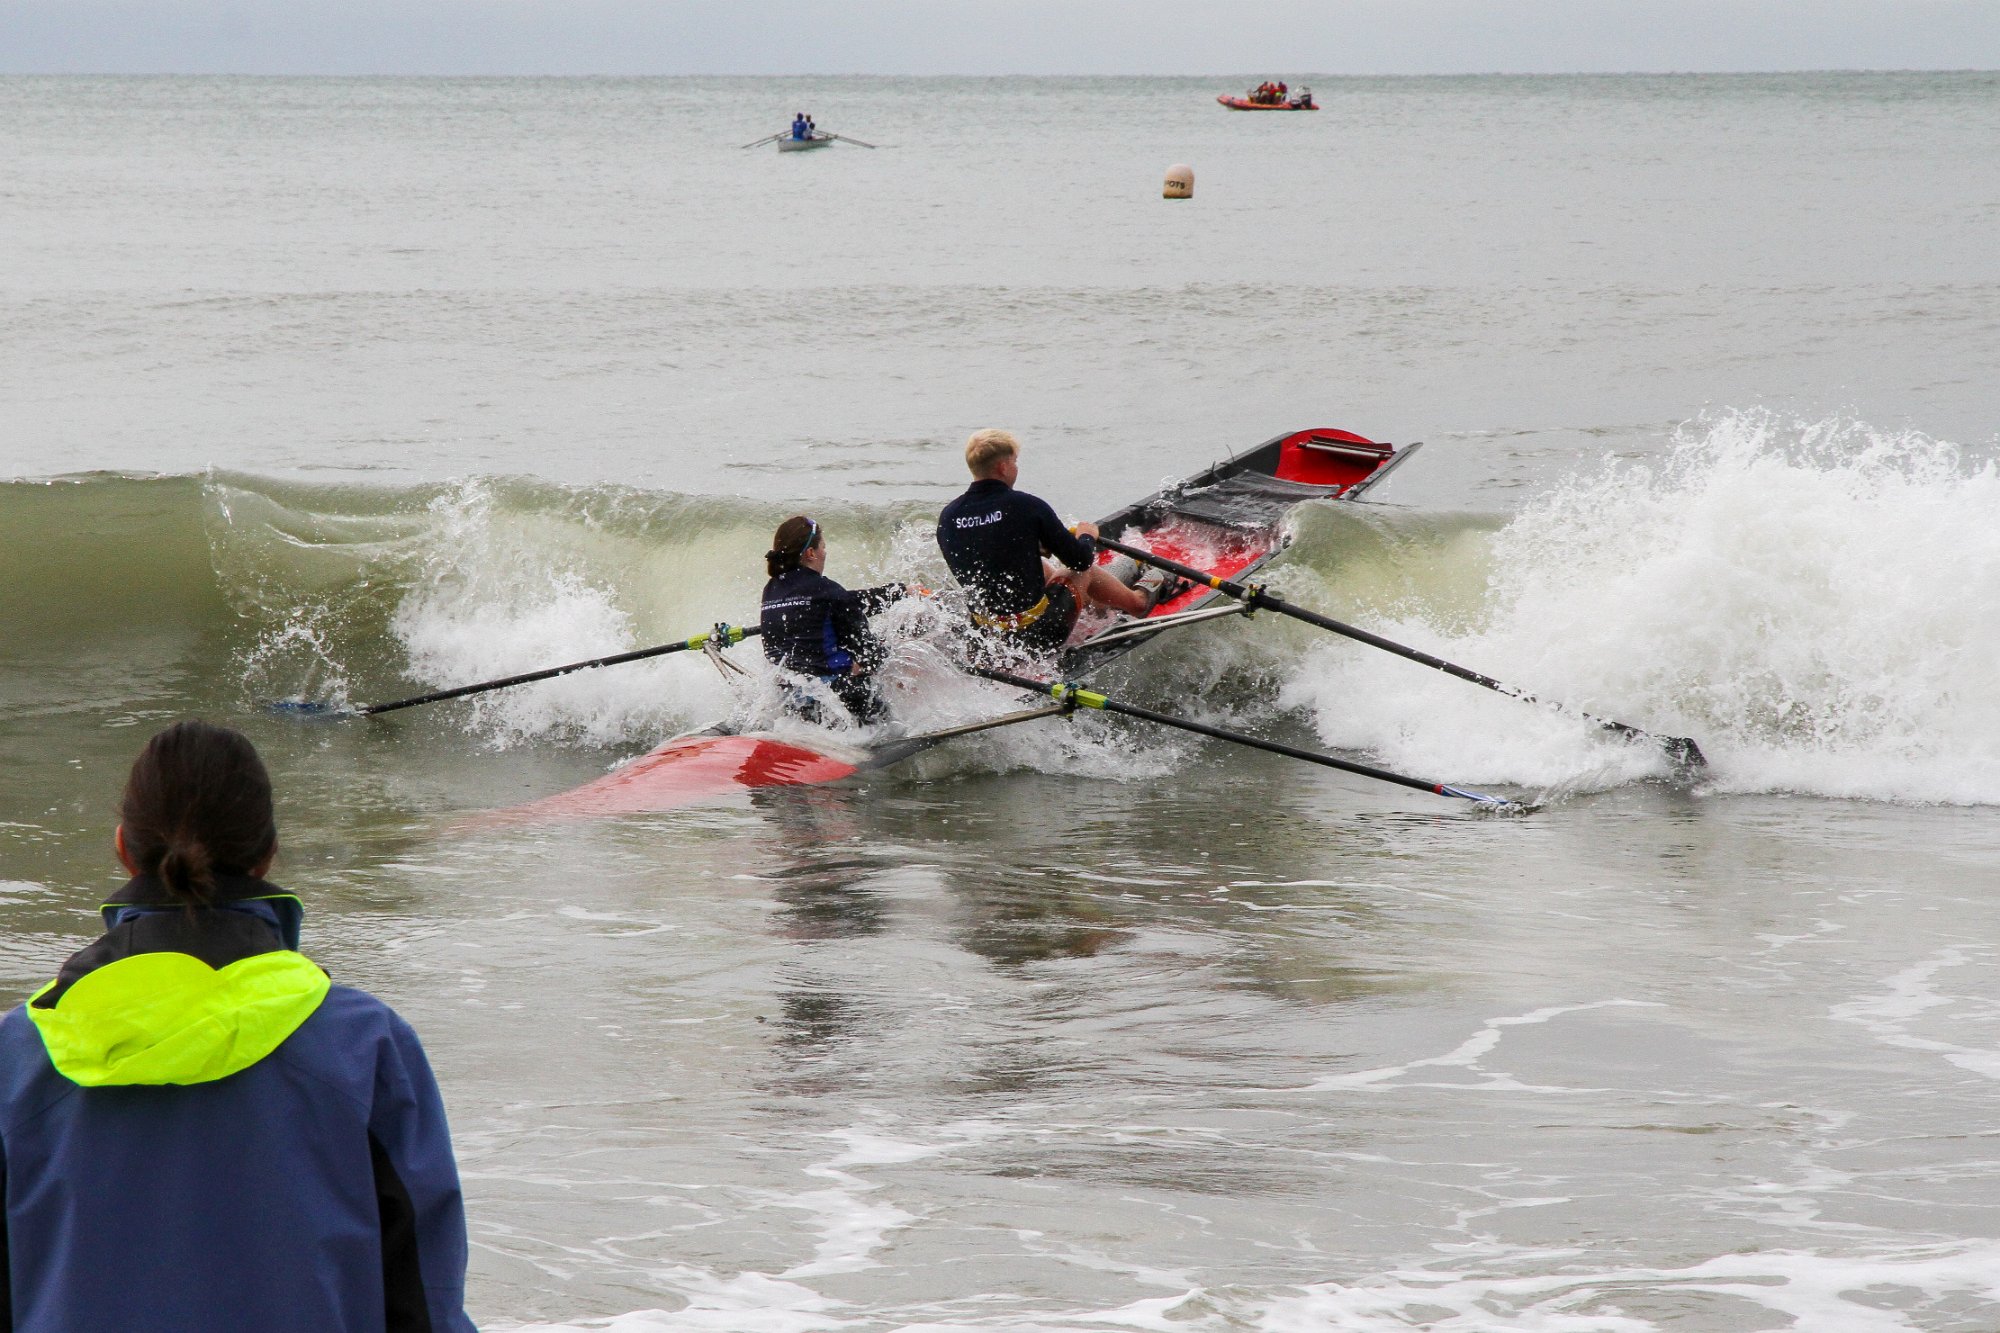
[936, 429, 1176, 656]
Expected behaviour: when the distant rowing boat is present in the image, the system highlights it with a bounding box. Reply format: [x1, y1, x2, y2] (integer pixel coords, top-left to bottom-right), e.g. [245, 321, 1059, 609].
[742, 129, 878, 151]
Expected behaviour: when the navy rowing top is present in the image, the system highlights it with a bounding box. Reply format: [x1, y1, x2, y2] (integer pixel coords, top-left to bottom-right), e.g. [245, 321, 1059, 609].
[936, 479, 1095, 618]
[760, 568, 897, 678]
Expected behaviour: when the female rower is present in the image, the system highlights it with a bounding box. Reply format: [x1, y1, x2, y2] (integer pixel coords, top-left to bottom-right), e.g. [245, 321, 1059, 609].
[761, 514, 904, 725]
[0, 721, 475, 1333]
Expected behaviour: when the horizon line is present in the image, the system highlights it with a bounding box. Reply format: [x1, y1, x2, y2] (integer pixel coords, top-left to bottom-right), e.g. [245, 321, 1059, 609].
[4, 66, 1996, 79]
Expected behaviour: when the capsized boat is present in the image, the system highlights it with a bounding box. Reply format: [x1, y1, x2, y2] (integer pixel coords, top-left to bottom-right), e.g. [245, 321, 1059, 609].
[493, 427, 1418, 818]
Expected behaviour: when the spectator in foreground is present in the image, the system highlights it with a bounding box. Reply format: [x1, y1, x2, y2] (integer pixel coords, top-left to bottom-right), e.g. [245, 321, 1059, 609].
[0, 720, 477, 1332]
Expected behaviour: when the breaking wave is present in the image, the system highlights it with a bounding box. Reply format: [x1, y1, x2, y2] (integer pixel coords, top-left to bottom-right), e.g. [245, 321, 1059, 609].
[7, 415, 1996, 804]
[1283, 412, 2000, 804]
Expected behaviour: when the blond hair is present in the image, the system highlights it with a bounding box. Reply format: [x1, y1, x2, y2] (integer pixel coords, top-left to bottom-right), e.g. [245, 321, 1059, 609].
[964, 429, 1019, 478]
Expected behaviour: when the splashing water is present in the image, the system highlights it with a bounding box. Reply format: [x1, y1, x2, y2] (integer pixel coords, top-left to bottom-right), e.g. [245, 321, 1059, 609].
[386, 482, 738, 748]
[1287, 413, 2000, 805]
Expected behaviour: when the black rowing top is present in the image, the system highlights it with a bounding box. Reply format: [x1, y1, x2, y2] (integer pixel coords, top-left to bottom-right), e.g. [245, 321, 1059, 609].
[936, 479, 1096, 618]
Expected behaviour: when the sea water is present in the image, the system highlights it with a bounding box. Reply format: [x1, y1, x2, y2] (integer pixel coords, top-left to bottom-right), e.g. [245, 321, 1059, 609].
[3, 74, 1999, 1331]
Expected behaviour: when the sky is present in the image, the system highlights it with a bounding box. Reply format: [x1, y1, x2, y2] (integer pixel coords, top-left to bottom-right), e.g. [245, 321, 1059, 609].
[3, 0, 1998, 76]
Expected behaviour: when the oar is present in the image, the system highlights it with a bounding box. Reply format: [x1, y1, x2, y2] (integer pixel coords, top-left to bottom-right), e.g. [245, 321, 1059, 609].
[860, 704, 1071, 769]
[1095, 535, 1706, 772]
[826, 134, 877, 148]
[740, 133, 784, 148]
[270, 625, 761, 718]
[971, 667, 1524, 810]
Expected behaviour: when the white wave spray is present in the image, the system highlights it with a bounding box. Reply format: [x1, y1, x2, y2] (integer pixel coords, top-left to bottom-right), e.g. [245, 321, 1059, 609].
[388, 482, 744, 747]
[1285, 413, 2000, 804]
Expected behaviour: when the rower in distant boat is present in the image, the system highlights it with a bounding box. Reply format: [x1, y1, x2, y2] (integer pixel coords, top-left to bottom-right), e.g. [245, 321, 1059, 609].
[760, 515, 905, 724]
[791, 112, 811, 141]
[936, 429, 1181, 657]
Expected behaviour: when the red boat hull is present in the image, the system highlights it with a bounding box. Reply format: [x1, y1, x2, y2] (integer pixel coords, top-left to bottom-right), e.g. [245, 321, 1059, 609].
[1217, 95, 1316, 111]
[492, 733, 865, 820]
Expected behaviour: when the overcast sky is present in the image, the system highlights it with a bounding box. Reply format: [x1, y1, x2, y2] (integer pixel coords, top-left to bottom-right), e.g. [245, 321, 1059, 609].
[4, 0, 1998, 76]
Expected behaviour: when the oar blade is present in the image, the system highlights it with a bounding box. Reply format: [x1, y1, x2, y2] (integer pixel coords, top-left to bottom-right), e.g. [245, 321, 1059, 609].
[1437, 783, 1537, 815]
[265, 697, 359, 720]
[1663, 735, 1708, 774]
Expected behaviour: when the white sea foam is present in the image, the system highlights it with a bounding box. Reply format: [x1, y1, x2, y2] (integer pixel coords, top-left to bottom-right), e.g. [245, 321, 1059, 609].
[1305, 1000, 1665, 1093]
[1251, 1239, 2000, 1333]
[1830, 947, 2000, 1080]
[1285, 413, 2000, 804]
[497, 1237, 2000, 1332]
[779, 1122, 1011, 1281]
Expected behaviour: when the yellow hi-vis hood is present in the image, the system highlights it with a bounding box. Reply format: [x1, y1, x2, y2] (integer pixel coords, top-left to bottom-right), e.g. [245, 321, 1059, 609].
[28, 948, 330, 1087]
[26, 876, 330, 1087]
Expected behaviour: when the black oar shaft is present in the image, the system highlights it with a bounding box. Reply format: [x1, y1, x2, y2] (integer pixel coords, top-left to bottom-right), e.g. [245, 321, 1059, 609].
[971, 667, 1510, 807]
[1100, 536, 1513, 689]
[1095, 534, 1701, 765]
[358, 626, 760, 716]
[858, 704, 1070, 770]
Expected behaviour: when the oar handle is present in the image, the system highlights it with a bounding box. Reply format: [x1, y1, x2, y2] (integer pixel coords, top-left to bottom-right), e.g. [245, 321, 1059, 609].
[971, 667, 1514, 807]
[358, 625, 760, 716]
[1095, 534, 1248, 599]
[1093, 535, 1704, 769]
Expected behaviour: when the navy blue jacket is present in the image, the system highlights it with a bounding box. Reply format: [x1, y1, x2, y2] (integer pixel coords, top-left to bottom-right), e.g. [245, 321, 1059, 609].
[0, 876, 475, 1333]
[760, 568, 898, 678]
[936, 478, 1095, 618]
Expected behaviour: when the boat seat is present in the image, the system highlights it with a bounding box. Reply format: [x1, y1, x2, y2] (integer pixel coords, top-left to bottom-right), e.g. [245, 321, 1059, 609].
[1300, 435, 1393, 463]
[1168, 471, 1337, 528]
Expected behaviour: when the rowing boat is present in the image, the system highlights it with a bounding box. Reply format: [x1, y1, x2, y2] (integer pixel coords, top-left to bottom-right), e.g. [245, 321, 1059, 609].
[1062, 426, 1417, 674]
[742, 129, 879, 152]
[493, 427, 1418, 818]
[285, 420, 1688, 805]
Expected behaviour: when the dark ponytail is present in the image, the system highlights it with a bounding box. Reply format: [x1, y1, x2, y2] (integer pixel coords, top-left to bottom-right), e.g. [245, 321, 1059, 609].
[766, 515, 821, 578]
[120, 721, 277, 905]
